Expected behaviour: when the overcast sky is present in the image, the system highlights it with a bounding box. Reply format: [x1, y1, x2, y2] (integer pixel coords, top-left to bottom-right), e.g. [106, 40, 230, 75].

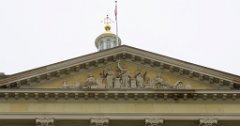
[0, 0, 239, 76]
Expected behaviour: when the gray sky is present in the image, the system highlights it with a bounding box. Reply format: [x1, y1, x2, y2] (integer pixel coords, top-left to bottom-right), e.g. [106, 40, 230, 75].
[0, 0, 240, 76]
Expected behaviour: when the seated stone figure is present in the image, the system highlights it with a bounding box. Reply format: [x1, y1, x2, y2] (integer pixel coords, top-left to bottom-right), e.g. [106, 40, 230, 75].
[175, 81, 185, 89]
[153, 74, 164, 88]
[135, 72, 146, 88]
[151, 74, 171, 89]
[83, 74, 97, 89]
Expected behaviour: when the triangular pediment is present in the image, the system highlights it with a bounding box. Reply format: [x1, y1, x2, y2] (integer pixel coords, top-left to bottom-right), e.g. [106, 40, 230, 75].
[0, 45, 239, 90]
[22, 61, 219, 90]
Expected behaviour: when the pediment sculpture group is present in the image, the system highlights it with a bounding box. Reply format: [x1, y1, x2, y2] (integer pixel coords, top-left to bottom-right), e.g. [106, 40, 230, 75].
[63, 61, 190, 90]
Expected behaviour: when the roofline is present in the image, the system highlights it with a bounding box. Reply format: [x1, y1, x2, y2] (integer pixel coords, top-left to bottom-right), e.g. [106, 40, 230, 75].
[124, 45, 240, 79]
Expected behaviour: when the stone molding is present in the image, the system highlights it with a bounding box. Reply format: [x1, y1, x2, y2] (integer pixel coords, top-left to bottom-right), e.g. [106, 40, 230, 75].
[145, 118, 164, 126]
[1, 113, 240, 120]
[199, 119, 218, 126]
[0, 89, 240, 100]
[36, 118, 54, 126]
[90, 118, 109, 126]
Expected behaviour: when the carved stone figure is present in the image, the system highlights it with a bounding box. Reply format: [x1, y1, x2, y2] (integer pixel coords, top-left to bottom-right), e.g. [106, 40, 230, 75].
[84, 74, 97, 88]
[152, 74, 164, 88]
[118, 61, 129, 88]
[121, 70, 129, 88]
[114, 77, 121, 88]
[105, 70, 114, 88]
[136, 72, 145, 88]
[130, 79, 137, 88]
[144, 77, 152, 88]
[96, 77, 105, 89]
[175, 81, 185, 89]
[63, 81, 68, 89]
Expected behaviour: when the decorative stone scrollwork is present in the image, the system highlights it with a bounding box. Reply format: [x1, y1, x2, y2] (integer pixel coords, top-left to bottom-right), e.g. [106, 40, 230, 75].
[145, 118, 164, 126]
[36, 118, 54, 126]
[90, 118, 109, 126]
[199, 119, 218, 126]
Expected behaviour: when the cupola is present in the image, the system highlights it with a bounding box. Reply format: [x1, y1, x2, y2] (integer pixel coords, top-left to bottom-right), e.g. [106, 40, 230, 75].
[95, 15, 121, 51]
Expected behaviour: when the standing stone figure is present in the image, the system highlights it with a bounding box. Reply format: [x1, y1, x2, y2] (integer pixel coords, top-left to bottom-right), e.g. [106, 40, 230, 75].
[63, 81, 69, 89]
[121, 70, 129, 88]
[96, 74, 105, 89]
[136, 72, 146, 88]
[130, 78, 137, 88]
[118, 61, 129, 88]
[105, 69, 114, 88]
[114, 77, 121, 88]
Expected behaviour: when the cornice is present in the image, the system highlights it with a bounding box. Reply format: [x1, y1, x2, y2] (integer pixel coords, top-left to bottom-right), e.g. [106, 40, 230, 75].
[0, 46, 124, 85]
[0, 89, 240, 101]
[1, 113, 240, 120]
[124, 46, 240, 82]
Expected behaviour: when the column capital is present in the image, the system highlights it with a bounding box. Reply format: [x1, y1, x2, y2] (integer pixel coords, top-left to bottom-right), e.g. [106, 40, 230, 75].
[145, 118, 164, 126]
[90, 118, 109, 126]
[36, 118, 54, 126]
[199, 119, 218, 126]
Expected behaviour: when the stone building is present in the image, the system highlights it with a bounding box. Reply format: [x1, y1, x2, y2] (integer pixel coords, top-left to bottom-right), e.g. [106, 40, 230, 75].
[0, 18, 240, 126]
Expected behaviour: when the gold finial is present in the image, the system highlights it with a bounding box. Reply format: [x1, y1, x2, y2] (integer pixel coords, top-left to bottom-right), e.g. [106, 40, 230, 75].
[105, 24, 111, 32]
[103, 15, 112, 32]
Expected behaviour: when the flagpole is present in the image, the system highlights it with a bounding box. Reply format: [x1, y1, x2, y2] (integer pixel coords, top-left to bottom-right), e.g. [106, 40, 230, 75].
[115, 1, 119, 45]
